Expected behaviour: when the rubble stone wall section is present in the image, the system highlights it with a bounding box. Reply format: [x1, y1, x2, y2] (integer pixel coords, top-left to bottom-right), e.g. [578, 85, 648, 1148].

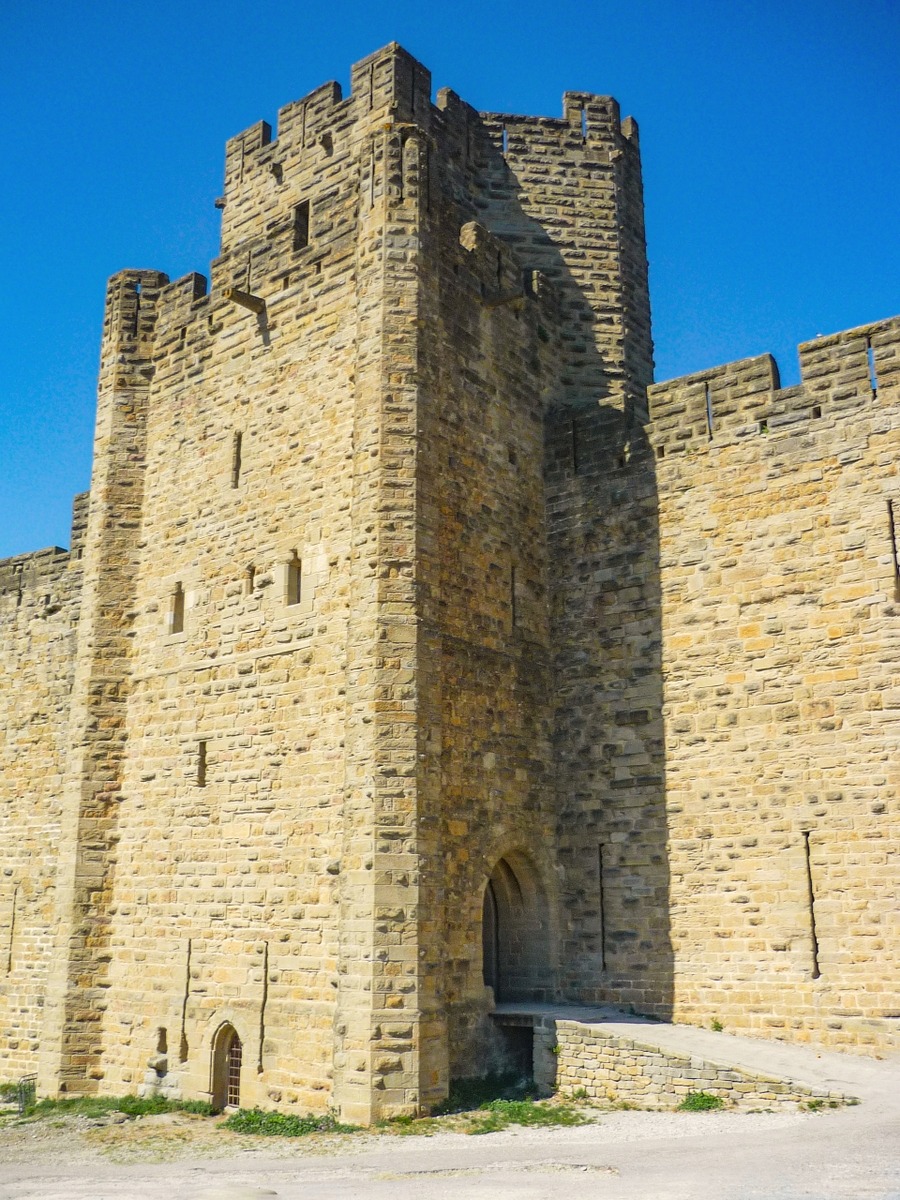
[0, 535, 82, 1079]
[535, 1019, 854, 1109]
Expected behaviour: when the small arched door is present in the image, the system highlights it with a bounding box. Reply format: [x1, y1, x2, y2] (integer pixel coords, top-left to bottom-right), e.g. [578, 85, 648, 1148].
[211, 1023, 243, 1110]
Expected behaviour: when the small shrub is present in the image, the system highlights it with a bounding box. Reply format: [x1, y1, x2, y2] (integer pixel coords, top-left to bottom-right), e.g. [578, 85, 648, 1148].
[570, 1087, 589, 1100]
[805, 1099, 824, 1112]
[116, 1094, 173, 1117]
[179, 1099, 217, 1116]
[222, 1107, 358, 1137]
[679, 1091, 724, 1112]
[0, 1082, 19, 1103]
[468, 1098, 587, 1135]
[710, 1019, 724, 1032]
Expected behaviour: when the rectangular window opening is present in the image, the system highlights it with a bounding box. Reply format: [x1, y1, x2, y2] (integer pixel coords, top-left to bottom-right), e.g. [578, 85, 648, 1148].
[197, 741, 207, 788]
[231, 431, 243, 488]
[292, 200, 310, 251]
[811, 404, 822, 420]
[802, 831, 820, 979]
[171, 583, 185, 635]
[888, 500, 900, 602]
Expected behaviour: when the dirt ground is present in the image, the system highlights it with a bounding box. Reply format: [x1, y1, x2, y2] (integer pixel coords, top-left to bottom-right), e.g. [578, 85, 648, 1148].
[1, 1087, 899, 1200]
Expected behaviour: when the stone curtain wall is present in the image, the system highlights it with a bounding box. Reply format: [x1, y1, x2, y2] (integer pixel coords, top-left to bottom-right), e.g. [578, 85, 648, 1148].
[647, 318, 899, 1050]
[0, 527, 83, 1079]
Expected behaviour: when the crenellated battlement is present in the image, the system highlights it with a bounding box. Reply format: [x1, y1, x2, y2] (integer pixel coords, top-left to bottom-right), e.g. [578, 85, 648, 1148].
[648, 314, 900, 457]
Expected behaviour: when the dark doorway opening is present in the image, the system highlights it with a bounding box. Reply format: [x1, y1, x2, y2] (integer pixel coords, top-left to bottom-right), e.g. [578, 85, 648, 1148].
[481, 853, 552, 1003]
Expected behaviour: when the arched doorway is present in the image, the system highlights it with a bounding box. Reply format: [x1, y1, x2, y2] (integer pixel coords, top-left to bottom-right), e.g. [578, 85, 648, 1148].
[211, 1023, 243, 1110]
[481, 854, 552, 1002]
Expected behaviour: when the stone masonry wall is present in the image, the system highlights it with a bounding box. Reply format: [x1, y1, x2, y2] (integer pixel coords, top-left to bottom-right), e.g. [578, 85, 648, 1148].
[536, 1019, 854, 1109]
[648, 317, 900, 1051]
[556, 316, 899, 1052]
[0, 527, 82, 1080]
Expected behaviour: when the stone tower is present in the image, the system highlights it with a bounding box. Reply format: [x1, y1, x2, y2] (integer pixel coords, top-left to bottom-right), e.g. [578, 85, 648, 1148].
[1, 45, 897, 1124]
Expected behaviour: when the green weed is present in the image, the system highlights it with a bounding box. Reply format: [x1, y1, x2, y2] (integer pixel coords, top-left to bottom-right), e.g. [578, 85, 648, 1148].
[679, 1091, 724, 1112]
[222, 1107, 358, 1137]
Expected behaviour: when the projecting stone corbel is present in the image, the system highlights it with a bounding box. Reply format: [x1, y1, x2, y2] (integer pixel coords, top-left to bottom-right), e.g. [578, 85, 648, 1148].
[224, 287, 266, 315]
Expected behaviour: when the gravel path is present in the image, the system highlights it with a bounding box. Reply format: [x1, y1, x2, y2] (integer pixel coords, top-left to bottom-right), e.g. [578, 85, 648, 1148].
[1, 1052, 898, 1200]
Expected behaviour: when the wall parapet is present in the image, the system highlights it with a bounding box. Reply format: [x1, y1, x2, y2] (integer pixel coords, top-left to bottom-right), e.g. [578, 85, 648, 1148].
[648, 315, 900, 456]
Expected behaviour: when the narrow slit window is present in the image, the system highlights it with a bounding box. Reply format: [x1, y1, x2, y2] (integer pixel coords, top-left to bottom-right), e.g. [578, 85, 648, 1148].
[287, 555, 302, 606]
[867, 337, 878, 397]
[292, 200, 310, 251]
[705, 381, 714, 439]
[581, 106, 588, 142]
[803, 831, 820, 979]
[598, 843, 607, 971]
[171, 583, 185, 635]
[197, 741, 207, 788]
[501, 126, 509, 156]
[231, 431, 243, 488]
[571, 418, 580, 473]
[888, 500, 900, 601]
[245, 564, 256, 595]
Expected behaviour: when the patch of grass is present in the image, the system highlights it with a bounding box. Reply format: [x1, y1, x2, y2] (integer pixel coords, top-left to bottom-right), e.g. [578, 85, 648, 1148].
[710, 1019, 724, 1032]
[432, 1072, 535, 1115]
[804, 1099, 824, 1112]
[679, 1091, 724, 1112]
[0, 1082, 19, 1102]
[376, 1112, 443, 1137]
[23, 1094, 219, 1121]
[28, 1095, 122, 1119]
[179, 1099, 217, 1116]
[468, 1098, 587, 1136]
[222, 1107, 358, 1137]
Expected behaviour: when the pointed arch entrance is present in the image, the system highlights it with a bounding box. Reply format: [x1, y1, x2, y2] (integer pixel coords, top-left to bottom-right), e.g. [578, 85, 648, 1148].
[481, 853, 552, 1002]
[211, 1023, 243, 1110]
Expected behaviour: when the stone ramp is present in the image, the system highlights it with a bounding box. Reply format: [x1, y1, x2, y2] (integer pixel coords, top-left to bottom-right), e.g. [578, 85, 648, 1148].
[493, 1004, 898, 1108]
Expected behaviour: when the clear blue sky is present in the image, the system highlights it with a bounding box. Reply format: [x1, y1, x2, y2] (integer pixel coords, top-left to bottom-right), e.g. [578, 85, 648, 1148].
[1, 0, 897, 558]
